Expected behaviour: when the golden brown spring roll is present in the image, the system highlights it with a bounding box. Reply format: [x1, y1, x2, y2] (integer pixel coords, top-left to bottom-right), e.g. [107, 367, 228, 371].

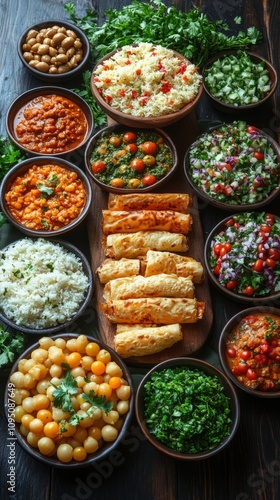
[108, 193, 192, 212]
[100, 297, 205, 324]
[116, 324, 157, 333]
[103, 274, 195, 300]
[105, 231, 189, 259]
[96, 258, 141, 284]
[144, 250, 204, 283]
[114, 324, 183, 358]
[102, 210, 192, 235]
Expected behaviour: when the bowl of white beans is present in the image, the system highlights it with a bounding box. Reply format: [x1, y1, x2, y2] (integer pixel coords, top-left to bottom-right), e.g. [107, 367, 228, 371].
[17, 20, 90, 83]
[4, 333, 134, 468]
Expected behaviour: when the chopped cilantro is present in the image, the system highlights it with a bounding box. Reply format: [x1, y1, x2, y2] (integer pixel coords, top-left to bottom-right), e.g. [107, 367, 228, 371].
[0, 326, 27, 368]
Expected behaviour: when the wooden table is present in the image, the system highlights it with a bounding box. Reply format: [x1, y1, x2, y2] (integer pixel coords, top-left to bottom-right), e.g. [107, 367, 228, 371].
[1, 1, 280, 499]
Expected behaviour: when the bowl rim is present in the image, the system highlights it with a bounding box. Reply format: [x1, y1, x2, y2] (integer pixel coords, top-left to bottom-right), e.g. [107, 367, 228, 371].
[0, 237, 93, 334]
[17, 19, 90, 82]
[0, 155, 93, 237]
[84, 123, 179, 193]
[218, 305, 280, 398]
[204, 211, 280, 304]
[6, 86, 94, 156]
[135, 357, 240, 460]
[90, 44, 203, 127]
[202, 49, 278, 111]
[4, 332, 135, 468]
[184, 123, 280, 212]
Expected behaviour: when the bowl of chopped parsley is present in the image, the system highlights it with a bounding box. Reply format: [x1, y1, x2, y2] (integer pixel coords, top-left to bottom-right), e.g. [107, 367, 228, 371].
[202, 50, 277, 113]
[135, 357, 239, 460]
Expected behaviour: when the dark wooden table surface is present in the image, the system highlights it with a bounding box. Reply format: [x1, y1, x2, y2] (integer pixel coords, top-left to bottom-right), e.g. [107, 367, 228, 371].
[1, 1, 280, 499]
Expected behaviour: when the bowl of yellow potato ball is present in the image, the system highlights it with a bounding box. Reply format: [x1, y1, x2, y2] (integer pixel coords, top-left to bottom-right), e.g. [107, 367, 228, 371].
[4, 333, 134, 468]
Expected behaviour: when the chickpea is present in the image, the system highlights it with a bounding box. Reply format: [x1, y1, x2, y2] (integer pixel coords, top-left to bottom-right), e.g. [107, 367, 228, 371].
[31, 348, 48, 364]
[35, 62, 50, 73]
[117, 400, 129, 415]
[61, 36, 75, 50]
[101, 425, 118, 442]
[102, 410, 119, 425]
[105, 361, 123, 378]
[27, 431, 44, 448]
[83, 436, 99, 454]
[116, 385, 131, 401]
[23, 52, 33, 63]
[57, 443, 73, 463]
[38, 437, 56, 455]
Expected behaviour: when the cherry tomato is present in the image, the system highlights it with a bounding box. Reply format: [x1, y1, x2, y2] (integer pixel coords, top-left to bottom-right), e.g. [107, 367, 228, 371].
[225, 218, 234, 226]
[92, 161, 106, 174]
[213, 243, 222, 256]
[260, 224, 271, 234]
[253, 259, 264, 272]
[254, 353, 268, 366]
[123, 132, 137, 143]
[141, 141, 158, 155]
[266, 258, 276, 268]
[125, 143, 138, 154]
[220, 243, 231, 257]
[240, 350, 252, 361]
[141, 174, 157, 186]
[226, 280, 238, 290]
[143, 155, 156, 166]
[109, 135, 122, 147]
[257, 243, 267, 256]
[253, 152, 264, 161]
[226, 347, 237, 358]
[130, 158, 146, 172]
[237, 361, 249, 373]
[268, 248, 280, 261]
[264, 213, 275, 226]
[258, 231, 269, 243]
[110, 178, 125, 188]
[245, 286, 254, 296]
[246, 369, 257, 380]
[246, 126, 258, 134]
[213, 262, 221, 275]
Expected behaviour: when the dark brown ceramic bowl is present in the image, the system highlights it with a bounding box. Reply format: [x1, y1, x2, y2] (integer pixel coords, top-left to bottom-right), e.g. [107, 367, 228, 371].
[4, 333, 134, 468]
[204, 212, 280, 304]
[219, 306, 280, 398]
[90, 46, 203, 128]
[0, 156, 92, 237]
[0, 238, 93, 334]
[135, 357, 240, 461]
[6, 86, 94, 157]
[202, 50, 278, 113]
[18, 20, 90, 83]
[84, 124, 178, 193]
[184, 123, 280, 212]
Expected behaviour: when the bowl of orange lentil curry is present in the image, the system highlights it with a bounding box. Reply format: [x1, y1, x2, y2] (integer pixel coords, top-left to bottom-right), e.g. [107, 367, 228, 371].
[6, 86, 94, 156]
[4, 333, 134, 468]
[0, 156, 92, 236]
[219, 306, 280, 398]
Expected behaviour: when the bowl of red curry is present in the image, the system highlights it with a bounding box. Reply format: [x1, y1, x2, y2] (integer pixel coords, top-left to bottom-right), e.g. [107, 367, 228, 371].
[6, 87, 94, 156]
[0, 156, 92, 237]
[219, 306, 280, 398]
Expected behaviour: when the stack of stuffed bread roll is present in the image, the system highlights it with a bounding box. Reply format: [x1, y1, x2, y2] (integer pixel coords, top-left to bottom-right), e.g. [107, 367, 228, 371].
[97, 192, 205, 358]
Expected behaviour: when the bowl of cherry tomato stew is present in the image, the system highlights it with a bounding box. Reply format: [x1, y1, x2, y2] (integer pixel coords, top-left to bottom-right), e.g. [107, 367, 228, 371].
[84, 124, 178, 193]
[219, 307, 280, 398]
[204, 211, 280, 304]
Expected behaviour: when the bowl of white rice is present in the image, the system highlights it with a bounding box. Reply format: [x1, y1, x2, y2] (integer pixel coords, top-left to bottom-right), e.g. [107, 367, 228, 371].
[91, 42, 203, 128]
[0, 238, 93, 334]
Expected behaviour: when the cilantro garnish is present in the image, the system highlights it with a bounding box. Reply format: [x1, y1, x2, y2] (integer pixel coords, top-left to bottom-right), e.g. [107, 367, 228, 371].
[0, 135, 26, 182]
[37, 183, 53, 198]
[0, 326, 27, 368]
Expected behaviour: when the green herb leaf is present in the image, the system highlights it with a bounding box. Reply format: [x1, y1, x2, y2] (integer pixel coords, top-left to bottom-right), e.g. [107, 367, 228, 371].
[82, 390, 113, 415]
[0, 327, 27, 368]
[37, 183, 53, 198]
[51, 369, 78, 414]
[70, 70, 107, 129]
[0, 135, 26, 183]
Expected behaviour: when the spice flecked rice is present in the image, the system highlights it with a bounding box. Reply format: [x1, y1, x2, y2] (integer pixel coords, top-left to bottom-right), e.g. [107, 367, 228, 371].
[0, 238, 89, 328]
[93, 42, 202, 117]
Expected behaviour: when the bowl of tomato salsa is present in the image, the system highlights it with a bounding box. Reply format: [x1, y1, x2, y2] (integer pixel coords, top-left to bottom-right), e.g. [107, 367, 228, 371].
[219, 307, 280, 398]
[84, 124, 178, 193]
[6, 87, 94, 156]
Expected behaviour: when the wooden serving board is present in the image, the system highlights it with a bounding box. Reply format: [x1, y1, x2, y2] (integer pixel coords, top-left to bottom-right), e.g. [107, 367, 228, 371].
[86, 111, 213, 366]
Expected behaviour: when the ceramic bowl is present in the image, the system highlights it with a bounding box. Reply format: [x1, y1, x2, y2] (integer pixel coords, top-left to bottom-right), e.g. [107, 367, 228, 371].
[135, 357, 240, 460]
[204, 212, 280, 304]
[18, 20, 90, 83]
[84, 124, 178, 193]
[219, 306, 280, 398]
[184, 122, 280, 212]
[0, 156, 92, 237]
[202, 50, 278, 113]
[4, 333, 134, 468]
[6, 86, 94, 157]
[0, 238, 93, 334]
[90, 45, 203, 128]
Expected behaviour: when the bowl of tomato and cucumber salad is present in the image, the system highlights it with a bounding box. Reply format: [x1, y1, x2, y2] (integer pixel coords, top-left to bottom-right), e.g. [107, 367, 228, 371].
[202, 50, 278, 113]
[135, 357, 240, 460]
[84, 124, 178, 193]
[219, 307, 280, 398]
[204, 211, 280, 304]
[184, 120, 280, 212]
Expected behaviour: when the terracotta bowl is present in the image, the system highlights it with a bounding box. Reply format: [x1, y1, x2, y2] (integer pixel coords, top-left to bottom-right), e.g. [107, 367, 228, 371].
[135, 357, 240, 460]
[4, 333, 134, 468]
[204, 212, 280, 304]
[0, 156, 92, 237]
[18, 20, 90, 83]
[90, 46, 203, 128]
[0, 238, 93, 334]
[202, 50, 278, 113]
[184, 122, 280, 212]
[84, 124, 178, 193]
[219, 306, 280, 398]
[6, 86, 94, 157]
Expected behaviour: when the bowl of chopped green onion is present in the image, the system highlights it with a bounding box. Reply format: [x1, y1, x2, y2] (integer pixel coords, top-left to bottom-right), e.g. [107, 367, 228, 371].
[135, 357, 240, 460]
[202, 50, 277, 112]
